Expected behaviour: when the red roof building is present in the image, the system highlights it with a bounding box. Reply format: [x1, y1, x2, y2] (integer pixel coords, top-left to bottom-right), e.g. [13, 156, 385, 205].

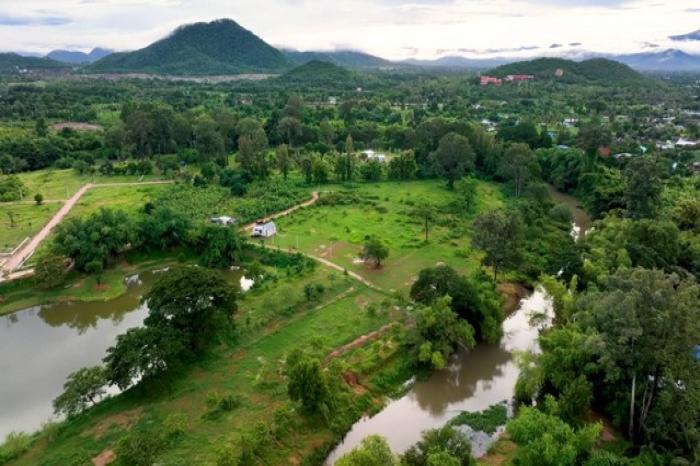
[480, 76, 502, 86]
[505, 74, 535, 82]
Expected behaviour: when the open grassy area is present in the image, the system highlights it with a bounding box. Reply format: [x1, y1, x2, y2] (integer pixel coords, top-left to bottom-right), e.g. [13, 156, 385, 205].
[15, 169, 163, 201]
[64, 183, 169, 219]
[269, 180, 504, 293]
[9, 265, 404, 465]
[0, 203, 62, 253]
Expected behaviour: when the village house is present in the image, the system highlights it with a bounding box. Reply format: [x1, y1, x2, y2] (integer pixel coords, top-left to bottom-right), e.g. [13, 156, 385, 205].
[252, 221, 277, 238]
[505, 74, 534, 83]
[480, 76, 502, 86]
[209, 216, 236, 226]
[362, 150, 387, 162]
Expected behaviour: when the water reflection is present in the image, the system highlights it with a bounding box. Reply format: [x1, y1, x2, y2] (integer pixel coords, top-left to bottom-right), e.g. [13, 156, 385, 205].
[325, 290, 552, 464]
[0, 268, 245, 438]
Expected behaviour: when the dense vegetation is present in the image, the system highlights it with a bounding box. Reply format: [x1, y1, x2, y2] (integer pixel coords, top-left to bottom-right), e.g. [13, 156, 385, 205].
[0, 42, 699, 466]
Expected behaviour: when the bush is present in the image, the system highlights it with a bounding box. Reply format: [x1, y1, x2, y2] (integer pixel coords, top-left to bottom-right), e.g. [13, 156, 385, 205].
[115, 430, 166, 466]
[0, 431, 32, 464]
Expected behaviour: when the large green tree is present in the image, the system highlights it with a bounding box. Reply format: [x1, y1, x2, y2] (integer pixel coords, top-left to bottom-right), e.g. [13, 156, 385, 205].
[429, 132, 475, 189]
[471, 209, 524, 281]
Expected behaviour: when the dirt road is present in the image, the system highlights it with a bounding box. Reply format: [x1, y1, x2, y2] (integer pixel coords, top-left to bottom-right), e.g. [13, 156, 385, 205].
[243, 191, 319, 231]
[1, 181, 173, 276]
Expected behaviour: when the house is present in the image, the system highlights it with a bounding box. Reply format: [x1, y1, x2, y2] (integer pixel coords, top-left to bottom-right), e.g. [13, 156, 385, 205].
[480, 76, 502, 86]
[676, 138, 698, 148]
[209, 216, 236, 226]
[598, 147, 612, 157]
[563, 118, 579, 128]
[362, 150, 387, 162]
[613, 152, 634, 160]
[328, 96, 338, 105]
[252, 221, 276, 238]
[505, 74, 535, 83]
[555, 144, 571, 150]
[554, 68, 565, 77]
[658, 140, 675, 151]
[693, 161, 700, 173]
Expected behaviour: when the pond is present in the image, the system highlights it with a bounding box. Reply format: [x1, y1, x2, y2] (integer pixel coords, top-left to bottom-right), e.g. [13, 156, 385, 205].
[325, 290, 553, 463]
[0, 268, 247, 439]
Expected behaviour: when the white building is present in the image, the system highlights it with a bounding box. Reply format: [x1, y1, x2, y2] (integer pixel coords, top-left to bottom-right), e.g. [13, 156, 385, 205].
[252, 221, 277, 238]
[362, 150, 387, 162]
[209, 216, 236, 226]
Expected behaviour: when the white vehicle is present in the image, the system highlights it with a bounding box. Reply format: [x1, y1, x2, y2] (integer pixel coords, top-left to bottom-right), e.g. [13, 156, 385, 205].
[252, 221, 276, 238]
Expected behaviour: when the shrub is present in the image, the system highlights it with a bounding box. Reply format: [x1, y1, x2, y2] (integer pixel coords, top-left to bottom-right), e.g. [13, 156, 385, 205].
[0, 431, 32, 464]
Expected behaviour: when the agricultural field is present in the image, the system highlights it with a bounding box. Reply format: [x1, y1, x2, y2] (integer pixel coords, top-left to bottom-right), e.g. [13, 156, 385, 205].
[270, 180, 504, 293]
[64, 184, 170, 220]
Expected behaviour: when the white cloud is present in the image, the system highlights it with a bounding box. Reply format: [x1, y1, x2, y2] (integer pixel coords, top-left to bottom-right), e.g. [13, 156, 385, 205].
[0, 0, 699, 58]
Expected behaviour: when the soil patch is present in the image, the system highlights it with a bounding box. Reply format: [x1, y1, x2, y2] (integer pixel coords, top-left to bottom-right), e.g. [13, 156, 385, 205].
[91, 449, 115, 466]
[83, 407, 143, 439]
[497, 282, 530, 315]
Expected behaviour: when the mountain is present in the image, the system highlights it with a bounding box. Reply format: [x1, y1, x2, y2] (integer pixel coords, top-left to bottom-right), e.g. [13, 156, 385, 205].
[612, 49, 700, 71]
[86, 19, 291, 75]
[47, 48, 112, 65]
[669, 30, 700, 42]
[280, 60, 356, 86]
[489, 57, 647, 84]
[283, 49, 392, 69]
[0, 53, 69, 74]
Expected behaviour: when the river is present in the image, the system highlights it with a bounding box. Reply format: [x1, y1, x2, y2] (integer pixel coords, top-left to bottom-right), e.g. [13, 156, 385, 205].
[325, 187, 591, 463]
[325, 290, 553, 463]
[0, 268, 246, 439]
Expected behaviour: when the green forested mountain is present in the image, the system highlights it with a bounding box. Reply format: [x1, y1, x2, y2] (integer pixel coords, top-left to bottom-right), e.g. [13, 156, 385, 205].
[0, 53, 69, 74]
[85, 19, 291, 75]
[280, 60, 356, 86]
[283, 49, 392, 69]
[490, 57, 647, 85]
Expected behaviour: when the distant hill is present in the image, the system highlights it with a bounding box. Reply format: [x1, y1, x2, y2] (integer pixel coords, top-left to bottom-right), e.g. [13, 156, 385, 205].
[280, 60, 356, 86]
[47, 48, 112, 64]
[489, 57, 646, 84]
[86, 19, 291, 75]
[283, 49, 392, 69]
[669, 30, 700, 42]
[0, 53, 69, 74]
[613, 49, 700, 71]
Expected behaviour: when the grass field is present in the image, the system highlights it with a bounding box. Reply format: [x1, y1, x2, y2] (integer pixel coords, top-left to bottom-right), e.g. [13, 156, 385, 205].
[0, 203, 62, 253]
[64, 184, 169, 220]
[10, 266, 403, 465]
[269, 180, 504, 293]
[15, 169, 163, 201]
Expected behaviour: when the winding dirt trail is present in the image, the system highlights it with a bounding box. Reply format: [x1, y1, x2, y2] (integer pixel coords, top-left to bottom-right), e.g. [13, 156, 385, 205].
[243, 191, 319, 231]
[1, 181, 173, 277]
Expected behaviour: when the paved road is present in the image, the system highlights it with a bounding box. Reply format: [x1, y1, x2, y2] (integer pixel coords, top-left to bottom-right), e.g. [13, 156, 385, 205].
[1, 181, 173, 277]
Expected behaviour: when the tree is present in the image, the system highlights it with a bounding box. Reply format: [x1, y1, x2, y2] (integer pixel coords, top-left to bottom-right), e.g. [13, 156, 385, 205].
[624, 157, 662, 219]
[498, 143, 537, 197]
[413, 202, 435, 242]
[388, 150, 417, 180]
[33, 193, 43, 205]
[35, 117, 48, 137]
[34, 254, 68, 289]
[413, 296, 475, 369]
[52, 366, 107, 417]
[336, 435, 398, 466]
[52, 208, 134, 271]
[401, 426, 475, 466]
[197, 225, 245, 268]
[507, 401, 601, 466]
[453, 176, 478, 214]
[360, 160, 383, 182]
[472, 209, 524, 281]
[85, 260, 104, 286]
[361, 237, 389, 268]
[278, 117, 302, 149]
[410, 265, 503, 343]
[286, 349, 333, 416]
[136, 206, 191, 252]
[276, 144, 291, 180]
[429, 132, 475, 189]
[311, 155, 331, 184]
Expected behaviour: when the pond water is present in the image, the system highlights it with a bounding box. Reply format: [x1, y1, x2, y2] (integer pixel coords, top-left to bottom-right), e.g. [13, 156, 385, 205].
[325, 290, 553, 463]
[0, 268, 245, 439]
[547, 185, 592, 240]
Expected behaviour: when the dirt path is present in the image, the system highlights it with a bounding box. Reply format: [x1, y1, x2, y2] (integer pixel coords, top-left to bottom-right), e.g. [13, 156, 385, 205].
[1, 180, 173, 277]
[243, 191, 319, 231]
[323, 323, 394, 366]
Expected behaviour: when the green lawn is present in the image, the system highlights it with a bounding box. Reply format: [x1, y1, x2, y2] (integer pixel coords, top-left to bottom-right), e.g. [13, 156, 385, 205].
[269, 180, 504, 292]
[0, 203, 62, 253]
[65, 184, 169, 220]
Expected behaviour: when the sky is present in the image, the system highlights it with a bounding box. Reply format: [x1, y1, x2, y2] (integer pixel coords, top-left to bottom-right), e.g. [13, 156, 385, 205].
[1, 0, 699, 60]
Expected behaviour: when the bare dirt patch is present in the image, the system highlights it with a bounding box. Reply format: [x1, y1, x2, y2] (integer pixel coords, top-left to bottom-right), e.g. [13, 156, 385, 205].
[53, 122, 104, 132]
[497, 282, 530, 315]
[91, 448, 115, 466]
[83, 407, 143, 439]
